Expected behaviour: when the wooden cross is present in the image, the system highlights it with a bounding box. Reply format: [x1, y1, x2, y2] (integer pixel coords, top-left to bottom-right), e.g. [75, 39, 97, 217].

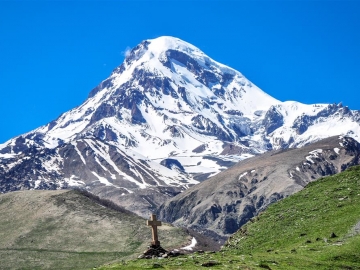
[147, 214, 162, 246]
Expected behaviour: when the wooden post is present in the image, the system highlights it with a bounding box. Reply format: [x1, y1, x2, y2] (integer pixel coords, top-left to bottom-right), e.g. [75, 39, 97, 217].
[147, 214, 162, 246]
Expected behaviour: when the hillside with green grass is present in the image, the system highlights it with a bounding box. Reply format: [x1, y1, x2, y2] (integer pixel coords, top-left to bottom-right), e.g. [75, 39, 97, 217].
[0, 189, 191, 270]
[103, 165, 360, 269]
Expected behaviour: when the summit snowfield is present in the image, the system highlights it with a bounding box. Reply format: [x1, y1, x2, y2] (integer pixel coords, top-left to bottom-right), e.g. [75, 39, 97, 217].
[1, 36, 359, 216]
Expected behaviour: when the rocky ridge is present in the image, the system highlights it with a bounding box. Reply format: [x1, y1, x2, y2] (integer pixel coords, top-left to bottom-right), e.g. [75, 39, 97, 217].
[157, 136, 360, 242]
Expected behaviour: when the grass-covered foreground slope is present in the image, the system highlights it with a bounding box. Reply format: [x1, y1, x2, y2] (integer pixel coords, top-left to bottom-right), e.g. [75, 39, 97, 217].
[0, 189, 190, 270]
[102, 165, 360, 269]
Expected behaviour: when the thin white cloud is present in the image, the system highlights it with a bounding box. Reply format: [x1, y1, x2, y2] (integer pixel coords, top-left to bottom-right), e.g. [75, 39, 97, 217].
[122, 46, 131, 58]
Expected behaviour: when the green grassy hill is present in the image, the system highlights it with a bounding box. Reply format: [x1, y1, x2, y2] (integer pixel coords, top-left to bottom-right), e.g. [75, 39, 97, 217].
[0, 189, 190, 270]
[105, 165, 360, 269]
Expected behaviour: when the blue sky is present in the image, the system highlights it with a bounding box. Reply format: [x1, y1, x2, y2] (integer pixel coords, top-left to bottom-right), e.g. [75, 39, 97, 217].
[0, 1, 359, 144]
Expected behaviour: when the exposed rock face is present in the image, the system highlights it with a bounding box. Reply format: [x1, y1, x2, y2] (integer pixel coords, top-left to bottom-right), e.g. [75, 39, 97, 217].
[263, 106, 284, 135]
[0, 36, 360, 217]
[160, 159, 185, 172]
[0, 138, 184, 216]
[292, 103, 353, 135]
[157, 136, 360, 242]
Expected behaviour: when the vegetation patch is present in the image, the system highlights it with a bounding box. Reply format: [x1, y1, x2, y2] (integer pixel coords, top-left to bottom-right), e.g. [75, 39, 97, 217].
[100, 165, 360, 269]
[0, 189, 190, 269]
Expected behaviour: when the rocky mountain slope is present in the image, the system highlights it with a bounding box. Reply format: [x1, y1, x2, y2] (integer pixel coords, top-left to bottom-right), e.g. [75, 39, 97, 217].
[0, 36, 359, 216]
[157, 136, 360, 242]
[109, 165, 360, 270]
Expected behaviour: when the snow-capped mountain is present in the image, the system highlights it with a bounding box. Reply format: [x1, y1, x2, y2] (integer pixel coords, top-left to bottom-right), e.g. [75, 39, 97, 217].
[0, 36, 359, 216]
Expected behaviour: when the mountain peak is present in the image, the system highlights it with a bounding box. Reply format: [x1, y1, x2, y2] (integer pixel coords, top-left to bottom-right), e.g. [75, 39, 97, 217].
[127, 36, 203, 58]
[120, 36, 236, 78]
[146, 36, 204, 58]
